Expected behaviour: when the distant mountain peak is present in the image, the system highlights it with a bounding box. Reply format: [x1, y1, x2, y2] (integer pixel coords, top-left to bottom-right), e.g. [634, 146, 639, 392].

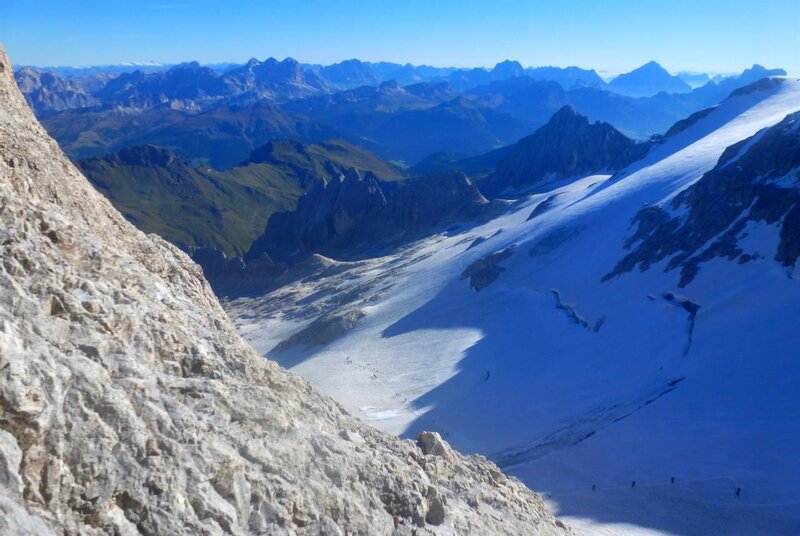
[608, 60, 691, 97]
[742, 63, 786, 76]
[551, 104, 581, 118]
[545, 105, 594, 129]
[172, 61, 201, 70]
[494, 59, 523, 69]
[640, 60, 665, 70]
[622, 61, 672, 78]
[481, 104, 641, 196]
[491, 60, 525, 79]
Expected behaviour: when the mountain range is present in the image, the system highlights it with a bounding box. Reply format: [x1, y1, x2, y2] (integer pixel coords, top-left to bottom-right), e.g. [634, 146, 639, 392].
[42, 100, 338, 169]
[16, 58, 785, 171]
[0, 44, 568, 534]
[77, 139, 405, 258]
[5, 42, 800, 536]
[69, 106, 650, 287]
[223, 75, 800, 535]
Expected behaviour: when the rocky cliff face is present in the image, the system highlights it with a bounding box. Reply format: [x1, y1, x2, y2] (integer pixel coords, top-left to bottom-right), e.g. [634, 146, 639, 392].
[95, 62, 222, 109]
[249, 169, 489, 263]
[76, 144, 307, 258]
[481, 106, 647, 197]
[0, 46, 568, 535]
[14, 67, 98, 115]
[247, 169, 389, 262]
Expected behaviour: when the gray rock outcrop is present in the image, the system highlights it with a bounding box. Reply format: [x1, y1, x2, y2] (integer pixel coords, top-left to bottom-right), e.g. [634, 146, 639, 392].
[0, 44, 568, 535]
[481, 106, 647, 197]
[607, 107, 800, 286]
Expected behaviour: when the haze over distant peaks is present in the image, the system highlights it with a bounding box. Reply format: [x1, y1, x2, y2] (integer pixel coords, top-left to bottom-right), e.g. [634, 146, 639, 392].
[608, 60, 693, 97]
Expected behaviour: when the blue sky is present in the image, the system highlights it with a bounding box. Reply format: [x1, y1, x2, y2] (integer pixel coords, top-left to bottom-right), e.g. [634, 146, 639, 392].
[2, 0, 798, 74]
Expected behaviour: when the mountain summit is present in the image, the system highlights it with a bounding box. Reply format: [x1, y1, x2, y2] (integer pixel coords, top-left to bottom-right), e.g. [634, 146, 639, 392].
[480, 105, 645, 196]
[608, 60, 692, 97]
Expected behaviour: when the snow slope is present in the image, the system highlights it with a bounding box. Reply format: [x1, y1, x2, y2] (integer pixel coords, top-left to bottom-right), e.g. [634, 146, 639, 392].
[228, 78, 800, 535]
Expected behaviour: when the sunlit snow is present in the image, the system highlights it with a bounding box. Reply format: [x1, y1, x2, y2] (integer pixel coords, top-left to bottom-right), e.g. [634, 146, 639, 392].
[228, 78, 800, 535]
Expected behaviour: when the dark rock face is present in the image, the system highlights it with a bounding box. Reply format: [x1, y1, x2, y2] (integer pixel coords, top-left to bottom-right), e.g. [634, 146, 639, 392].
[606, 111, 800, 286]
[192, 246, 247, 279]
[481, 106, 646, 197]
[191, 247, 288, 295]
[727, 76, 785, 98]
[384, 171, 488, 231]
[248, 169, 489, 262]
[460, 247, 515, 291]
[249, 168, 387, 261]
[663, 107, 717, 138]
[527, 193, 563, 221]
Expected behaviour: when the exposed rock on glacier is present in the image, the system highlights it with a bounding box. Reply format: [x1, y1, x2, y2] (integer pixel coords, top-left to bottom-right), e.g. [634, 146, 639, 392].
[607, 107, 800, 286]
[0, 45, 568, 535]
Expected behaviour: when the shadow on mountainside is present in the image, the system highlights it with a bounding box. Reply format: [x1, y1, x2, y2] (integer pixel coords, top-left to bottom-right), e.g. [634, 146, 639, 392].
[379, 256, 798, 535]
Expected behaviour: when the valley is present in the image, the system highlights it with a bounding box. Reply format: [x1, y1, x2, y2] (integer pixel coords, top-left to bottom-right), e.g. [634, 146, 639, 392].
[5, 19, 800, 534]
[222, 78, 800, 535]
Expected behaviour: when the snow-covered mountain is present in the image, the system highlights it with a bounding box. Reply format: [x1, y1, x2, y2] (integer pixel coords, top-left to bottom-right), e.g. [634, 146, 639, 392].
[227, 77, 800, 535]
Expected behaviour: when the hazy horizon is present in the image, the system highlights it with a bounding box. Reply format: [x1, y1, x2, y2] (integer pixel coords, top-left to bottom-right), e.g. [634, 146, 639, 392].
[2, 0, 799, 75]
[9, 56, 761, 81]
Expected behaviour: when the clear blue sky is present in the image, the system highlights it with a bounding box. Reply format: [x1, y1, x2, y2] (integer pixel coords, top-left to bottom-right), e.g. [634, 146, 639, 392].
[2, 0, 798, 74]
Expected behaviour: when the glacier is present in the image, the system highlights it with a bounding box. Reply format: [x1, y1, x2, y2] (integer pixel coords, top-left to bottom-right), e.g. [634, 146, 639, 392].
[228, 77, 800, 535]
